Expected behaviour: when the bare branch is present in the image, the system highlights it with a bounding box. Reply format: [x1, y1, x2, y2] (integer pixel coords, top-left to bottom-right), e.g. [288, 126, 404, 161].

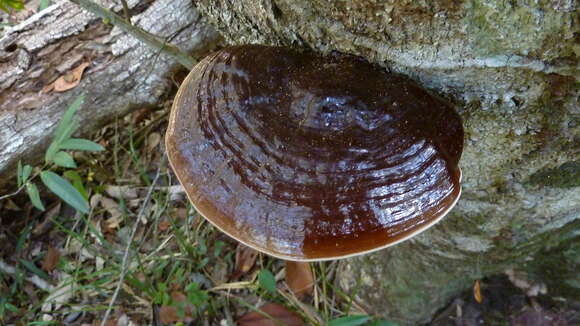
[68, 0, 196, 69]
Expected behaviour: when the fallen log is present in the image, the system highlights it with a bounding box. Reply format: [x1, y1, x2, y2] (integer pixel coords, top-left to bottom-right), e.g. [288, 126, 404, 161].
[0, 0, 220, 187]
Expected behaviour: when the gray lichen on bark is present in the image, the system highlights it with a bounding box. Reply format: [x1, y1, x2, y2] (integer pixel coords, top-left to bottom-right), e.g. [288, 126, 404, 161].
[192, 0, 579, 324]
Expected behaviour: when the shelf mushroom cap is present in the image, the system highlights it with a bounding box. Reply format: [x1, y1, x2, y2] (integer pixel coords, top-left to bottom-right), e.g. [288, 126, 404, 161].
[166, 45, 464, 261]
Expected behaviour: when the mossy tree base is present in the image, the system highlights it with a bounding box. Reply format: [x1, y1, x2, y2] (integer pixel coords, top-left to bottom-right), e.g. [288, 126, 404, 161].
[191, 1, 579, 324]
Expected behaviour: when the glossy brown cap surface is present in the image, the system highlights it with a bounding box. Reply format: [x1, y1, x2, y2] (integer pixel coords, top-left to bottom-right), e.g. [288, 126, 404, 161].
[166, 45, 463, 261]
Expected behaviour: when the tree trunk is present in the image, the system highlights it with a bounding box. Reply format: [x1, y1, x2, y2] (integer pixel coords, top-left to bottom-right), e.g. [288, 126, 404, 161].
[0, 0, 220, 187]
[191, 1, 579, 324]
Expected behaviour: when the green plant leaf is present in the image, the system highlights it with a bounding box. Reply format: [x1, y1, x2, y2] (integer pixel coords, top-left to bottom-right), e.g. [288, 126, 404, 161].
[17, 160, 23, 187]
[368, 319, 398, 326]
[213, 240, 225, 257]
[28, 321, 58, 325]
[40, 171, 89, 213]
[11, 0, 25, 10]
[15, 225, 31, 253]
[63, 170, 88, 200]
[197, 239, 208, 255]
[22, 164, 33, 184]
[153, 282, 170, 305]
[0, 0, 24, 12]
[59, 138, 105, 152]
[53, 151, 77, 168]
[17, 162, 32, 186]
[257, 269, 277, 294]
[26, 182, 45, 211]
[328, 315, 372, 326]
[5, 302, 18, 313]
[58, 121, 80, 144]
[45, 142, 59, 164]
[185, 283, 209, 307]
[54, 95, 84, 142]
[45, 95, 84, 163]
[38, 0, 50, 11]
[45, 121, 80, 163]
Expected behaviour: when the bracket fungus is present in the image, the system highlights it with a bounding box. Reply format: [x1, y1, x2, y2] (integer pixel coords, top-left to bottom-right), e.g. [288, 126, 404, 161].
[166, 45, 464, 262]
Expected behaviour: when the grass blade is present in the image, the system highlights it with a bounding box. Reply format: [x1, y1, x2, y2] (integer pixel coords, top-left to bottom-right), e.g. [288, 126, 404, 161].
[329, 315, 372, 326]
[19, 259, 50, 280]
[40, 171, 89, 213]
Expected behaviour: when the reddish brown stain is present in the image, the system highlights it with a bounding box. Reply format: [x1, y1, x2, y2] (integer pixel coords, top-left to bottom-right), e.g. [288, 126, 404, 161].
[166, 45, 464, 261]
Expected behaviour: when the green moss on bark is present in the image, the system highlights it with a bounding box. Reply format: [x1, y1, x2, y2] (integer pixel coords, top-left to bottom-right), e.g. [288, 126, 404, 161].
[527, 234, 580, 299]
[464, 0, 576, 59]
[527, 161, 580, 188]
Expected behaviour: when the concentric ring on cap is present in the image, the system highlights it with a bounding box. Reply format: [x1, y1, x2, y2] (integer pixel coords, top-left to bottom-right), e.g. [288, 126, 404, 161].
[166, 45, 463, 261]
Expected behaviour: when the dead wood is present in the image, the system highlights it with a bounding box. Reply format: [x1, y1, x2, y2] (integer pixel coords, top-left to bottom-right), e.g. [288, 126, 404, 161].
[0, 0, 220, 187]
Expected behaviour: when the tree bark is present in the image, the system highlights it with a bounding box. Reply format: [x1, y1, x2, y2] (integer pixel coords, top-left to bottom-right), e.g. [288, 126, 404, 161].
[191, 1, 579, 324]
[0, 0, 220, 188]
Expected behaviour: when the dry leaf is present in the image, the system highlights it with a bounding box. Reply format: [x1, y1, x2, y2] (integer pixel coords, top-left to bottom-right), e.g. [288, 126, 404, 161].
[52, 62, 90, 92]
[285, 261, 314, 300]
[131, 107, 153, 125]
[43, 274, 75, 310]
[90, 194, 103, 209]
[158, 219, 171, 231]
[4, 199, 21, 211]
[33, 203, 61, 236]
[100, 197, 123, 230]
[170, 290, 193, 317]
[232, 244, 259, 279]
[41, 82, 55, 93]
[174, 208, 188, 219]
[159, 305, 179, 324]
[42, 246, 60, 272]
[147, 132, 161, 152]
[167, 185, 186, 202]
[237, 303, 304, 326]
[92, 319, 118, 326]
[473, 280, 483, 304]
[210, 281, 253, 291]
[136, 272, 147, 283]
[171, 291, 187, 303]
[105, 185, 139, 200]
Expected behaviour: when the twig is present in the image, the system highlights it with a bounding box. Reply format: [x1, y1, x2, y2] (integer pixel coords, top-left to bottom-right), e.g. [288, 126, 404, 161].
[99, 156, 166, 326]
[68, 0, 196, 69]
[119, 0, 131, 23]
[1, 170, 44, 202]
[0, 259, 54, 292]
[0, 184, 25, 201]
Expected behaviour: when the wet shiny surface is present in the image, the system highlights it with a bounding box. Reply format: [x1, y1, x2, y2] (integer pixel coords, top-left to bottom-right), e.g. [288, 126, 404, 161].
[166, 45, 463, 261]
